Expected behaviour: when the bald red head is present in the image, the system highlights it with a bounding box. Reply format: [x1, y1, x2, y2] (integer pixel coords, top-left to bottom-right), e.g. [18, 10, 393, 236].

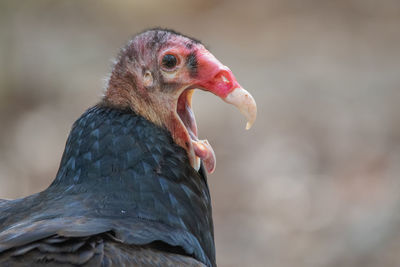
[104, 28, 256, 173]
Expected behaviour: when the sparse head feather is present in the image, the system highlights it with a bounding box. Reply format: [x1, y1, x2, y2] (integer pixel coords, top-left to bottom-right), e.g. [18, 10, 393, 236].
[137, 27, 202, 45]
[103, 28, 204, 125]
[105, 29, 203, 108]
[116, 28, 202, 66]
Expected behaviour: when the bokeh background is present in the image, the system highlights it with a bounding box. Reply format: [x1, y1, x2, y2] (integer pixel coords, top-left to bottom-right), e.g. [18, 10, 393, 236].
[1, 1, 400, 266]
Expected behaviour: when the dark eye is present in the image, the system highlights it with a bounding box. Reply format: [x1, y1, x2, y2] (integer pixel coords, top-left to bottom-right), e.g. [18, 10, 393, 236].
[161, 54, 178, 70]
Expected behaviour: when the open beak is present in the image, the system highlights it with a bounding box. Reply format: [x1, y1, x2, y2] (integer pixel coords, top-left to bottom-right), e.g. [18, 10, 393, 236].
[181, 47, 257, 173]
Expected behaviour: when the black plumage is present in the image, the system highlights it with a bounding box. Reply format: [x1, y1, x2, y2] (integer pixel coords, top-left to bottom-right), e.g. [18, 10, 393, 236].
[0, 106, 215, 266]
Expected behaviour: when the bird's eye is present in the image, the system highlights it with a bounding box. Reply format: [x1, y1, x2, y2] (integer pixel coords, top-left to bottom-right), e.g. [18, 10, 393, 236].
[161, 54, 178, 70]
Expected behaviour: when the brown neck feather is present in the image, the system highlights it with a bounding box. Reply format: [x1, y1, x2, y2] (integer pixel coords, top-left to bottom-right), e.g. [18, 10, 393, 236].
[104, 71, 179, 138]
[103, 67, 193, 165]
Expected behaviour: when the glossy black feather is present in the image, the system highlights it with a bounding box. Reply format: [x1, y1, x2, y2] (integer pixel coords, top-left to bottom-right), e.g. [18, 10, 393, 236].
[0, 105, 215, 266]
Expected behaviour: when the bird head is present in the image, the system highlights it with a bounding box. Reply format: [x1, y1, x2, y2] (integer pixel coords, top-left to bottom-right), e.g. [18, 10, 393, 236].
[104, 28, 257, 173]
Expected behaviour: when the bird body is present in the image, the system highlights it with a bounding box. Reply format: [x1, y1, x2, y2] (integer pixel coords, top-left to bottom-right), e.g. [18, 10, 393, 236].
[0, 28, 256, 266]
[0, 106, 214, 266]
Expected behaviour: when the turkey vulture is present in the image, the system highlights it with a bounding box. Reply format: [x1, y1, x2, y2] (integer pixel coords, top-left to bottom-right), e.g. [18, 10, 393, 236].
[0, 28, 256, 266]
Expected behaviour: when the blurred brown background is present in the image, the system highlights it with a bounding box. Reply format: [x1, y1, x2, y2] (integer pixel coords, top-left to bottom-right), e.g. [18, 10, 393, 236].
[1, 0, 400, 266]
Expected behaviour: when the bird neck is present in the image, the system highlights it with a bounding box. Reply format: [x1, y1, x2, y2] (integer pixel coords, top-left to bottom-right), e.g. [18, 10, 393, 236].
[105, 73, 167, 128]
[104, 74, 191, 162]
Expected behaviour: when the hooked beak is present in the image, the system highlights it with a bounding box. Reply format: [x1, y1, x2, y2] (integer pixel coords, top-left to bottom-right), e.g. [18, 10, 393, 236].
[174, 47, 257, 174]
[195, 48, 257, 130]
[177, 47, 257, 173]
[224, 87, 257, 130]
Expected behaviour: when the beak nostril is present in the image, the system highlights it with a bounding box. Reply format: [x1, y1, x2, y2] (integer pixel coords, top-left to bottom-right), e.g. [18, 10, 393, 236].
[221, 75, 229, 83]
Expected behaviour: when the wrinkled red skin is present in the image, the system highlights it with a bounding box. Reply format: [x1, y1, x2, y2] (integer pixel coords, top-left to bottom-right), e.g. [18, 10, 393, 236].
[194, 48, 240, 98]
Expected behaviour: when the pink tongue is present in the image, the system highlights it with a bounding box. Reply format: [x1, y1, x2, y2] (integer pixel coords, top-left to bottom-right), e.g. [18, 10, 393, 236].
[192, 139, 216, 173]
